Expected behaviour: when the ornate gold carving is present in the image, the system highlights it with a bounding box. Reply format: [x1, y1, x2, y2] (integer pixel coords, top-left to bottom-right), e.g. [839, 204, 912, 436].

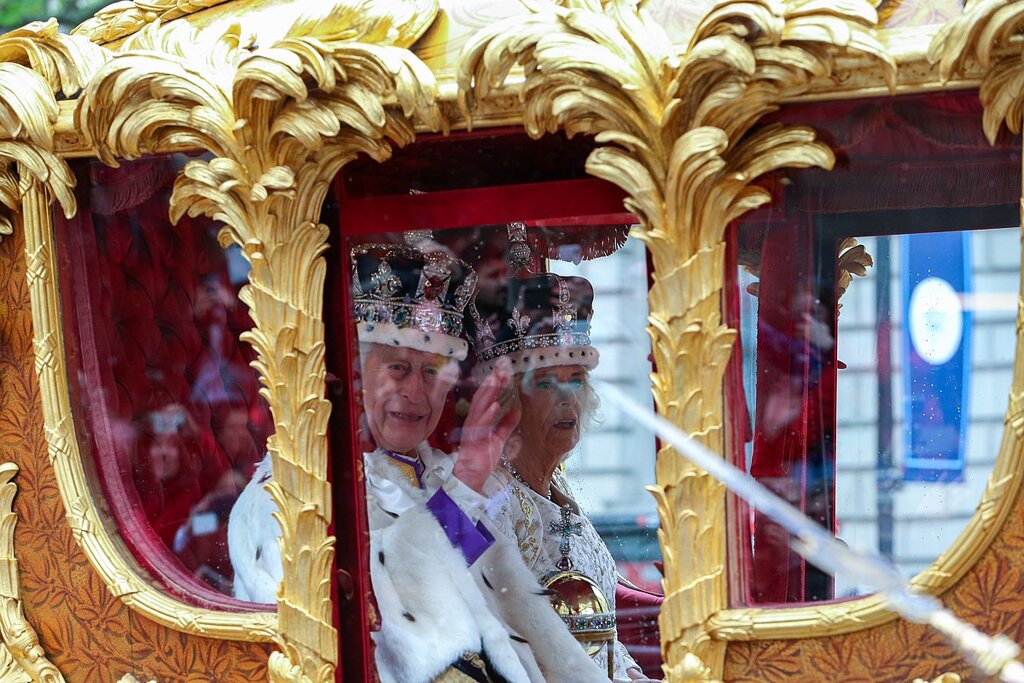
[836, 237, 873, 309]
[22, 180, 278, 643]
[0, 646, 31, 683]
[72, 0, 233, 45]
[913, 674, 962, 683]
[929, 0, 1024, 144]
[0, 17, 280, 661]
[459, 1, 892, 678]
[0, 19, 108, 238]
[76, 3, 441, 680]
[0, 462, 65, 683]
[117, 675, 158, 683]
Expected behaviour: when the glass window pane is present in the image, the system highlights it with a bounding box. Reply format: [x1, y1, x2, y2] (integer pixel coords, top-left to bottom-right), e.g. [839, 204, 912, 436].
[56, 155, 272, 605]
[732, 92, 1021, 605]
[834, 228, 1020, 597]
[332, 152, 662, 678]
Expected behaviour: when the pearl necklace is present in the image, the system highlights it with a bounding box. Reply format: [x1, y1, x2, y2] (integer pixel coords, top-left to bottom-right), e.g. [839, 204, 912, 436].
[500, 456, 554, 501]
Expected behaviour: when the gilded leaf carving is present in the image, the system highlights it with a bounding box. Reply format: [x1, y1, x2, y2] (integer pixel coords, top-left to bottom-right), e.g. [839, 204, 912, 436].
[929, 0, 1024, 143]
[459, 0, 892, 678]
[76, 4, 442, 680]
[0, 646, 31, 683]
[0, 19, 109, 238]
[836, 236, 874, 309]
[72, 0, 232, 45]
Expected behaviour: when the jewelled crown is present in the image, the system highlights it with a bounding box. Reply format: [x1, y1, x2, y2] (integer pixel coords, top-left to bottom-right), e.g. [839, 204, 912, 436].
[469, 273, 599, 375]
[351, 244, 478, 361]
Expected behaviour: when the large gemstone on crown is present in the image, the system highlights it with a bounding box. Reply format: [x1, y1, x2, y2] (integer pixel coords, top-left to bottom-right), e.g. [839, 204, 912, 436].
[542, 571, 614, 657]
[422, 276, 444, 300]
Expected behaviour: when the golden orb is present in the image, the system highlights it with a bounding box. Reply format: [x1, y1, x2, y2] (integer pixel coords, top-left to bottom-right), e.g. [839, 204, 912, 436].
[542, 571, 615, 657]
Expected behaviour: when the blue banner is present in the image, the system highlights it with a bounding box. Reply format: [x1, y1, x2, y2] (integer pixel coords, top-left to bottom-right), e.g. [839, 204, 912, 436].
[900, 231, 972, 483]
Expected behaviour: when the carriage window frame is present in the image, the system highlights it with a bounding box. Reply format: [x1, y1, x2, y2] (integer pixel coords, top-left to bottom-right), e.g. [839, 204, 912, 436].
[729, 197, 1021, 606]
[324, 156, 666, 680]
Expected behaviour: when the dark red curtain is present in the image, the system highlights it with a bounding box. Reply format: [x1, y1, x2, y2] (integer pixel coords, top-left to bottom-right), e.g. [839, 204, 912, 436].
[747, 211, 836, 603]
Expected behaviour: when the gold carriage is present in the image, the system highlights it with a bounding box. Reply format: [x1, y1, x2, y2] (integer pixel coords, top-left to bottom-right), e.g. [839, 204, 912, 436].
[0, 0, 1020, 681]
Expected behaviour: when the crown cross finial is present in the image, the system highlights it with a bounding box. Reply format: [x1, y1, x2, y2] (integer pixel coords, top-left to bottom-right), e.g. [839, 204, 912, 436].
[471, 304, 496, 345]
[369, 261, 401, 299]
[508, 221, 533, 273]
[455, 271, 477, 310]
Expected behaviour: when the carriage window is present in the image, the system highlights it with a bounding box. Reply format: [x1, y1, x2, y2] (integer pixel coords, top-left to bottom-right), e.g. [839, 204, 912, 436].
[833, 228, 1019, 597]
[733, 92, 1022, 605]
[328, 155, 663, 679]
[55, 155, 272, 605]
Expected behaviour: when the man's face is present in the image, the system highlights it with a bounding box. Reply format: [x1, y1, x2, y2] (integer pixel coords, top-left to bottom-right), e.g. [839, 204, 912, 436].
[361, 344, 458, 454]
[475, 257, 509, 310]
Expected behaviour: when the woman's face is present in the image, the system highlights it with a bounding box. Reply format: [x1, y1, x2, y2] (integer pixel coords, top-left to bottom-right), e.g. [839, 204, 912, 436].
[516, 365, 587, 458]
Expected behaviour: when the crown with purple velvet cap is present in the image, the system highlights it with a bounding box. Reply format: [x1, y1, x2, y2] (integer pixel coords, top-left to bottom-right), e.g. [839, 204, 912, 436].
[469, 273, 599, 376]
[350, 244, 478, 361]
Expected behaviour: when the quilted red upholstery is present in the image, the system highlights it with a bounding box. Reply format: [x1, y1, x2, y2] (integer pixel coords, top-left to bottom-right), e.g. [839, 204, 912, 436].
[58, 157, 271, 601]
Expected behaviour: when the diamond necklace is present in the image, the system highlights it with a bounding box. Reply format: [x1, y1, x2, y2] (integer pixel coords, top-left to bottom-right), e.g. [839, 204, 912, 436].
[500, 456, 554, 501]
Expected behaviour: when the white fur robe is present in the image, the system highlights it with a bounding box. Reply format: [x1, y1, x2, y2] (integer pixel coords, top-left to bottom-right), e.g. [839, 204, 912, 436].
[366, 445, 607, 683]
[229, 448, 607, 682]
[228, 454, 281, 603]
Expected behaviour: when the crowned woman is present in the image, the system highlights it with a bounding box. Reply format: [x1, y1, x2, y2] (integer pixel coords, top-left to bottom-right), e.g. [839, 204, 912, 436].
[470, 273, 655, 682]
[229, 245, 606, 683]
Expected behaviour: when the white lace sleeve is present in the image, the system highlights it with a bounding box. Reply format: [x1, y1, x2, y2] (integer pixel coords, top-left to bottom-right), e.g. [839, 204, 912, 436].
[614, 639, 641, 679]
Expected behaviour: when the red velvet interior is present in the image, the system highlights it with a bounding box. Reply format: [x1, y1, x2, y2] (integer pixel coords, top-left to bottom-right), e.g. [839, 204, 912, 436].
[56, 156, 272, 610]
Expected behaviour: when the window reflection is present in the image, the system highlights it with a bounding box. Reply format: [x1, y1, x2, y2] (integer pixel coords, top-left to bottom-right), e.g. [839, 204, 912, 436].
[732, 93, 1022, 605]
[834, 228, 1020, 597]
[339, 226, 659, 681]
[736, 217, 1020, 604]
[57, 156, 271, 603]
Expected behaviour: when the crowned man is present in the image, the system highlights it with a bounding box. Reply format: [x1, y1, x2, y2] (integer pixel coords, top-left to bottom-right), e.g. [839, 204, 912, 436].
[229, 244, 606, 683]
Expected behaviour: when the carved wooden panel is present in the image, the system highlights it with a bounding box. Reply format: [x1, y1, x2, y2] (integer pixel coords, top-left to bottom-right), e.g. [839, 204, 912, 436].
[723, 480, 1024, 681]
